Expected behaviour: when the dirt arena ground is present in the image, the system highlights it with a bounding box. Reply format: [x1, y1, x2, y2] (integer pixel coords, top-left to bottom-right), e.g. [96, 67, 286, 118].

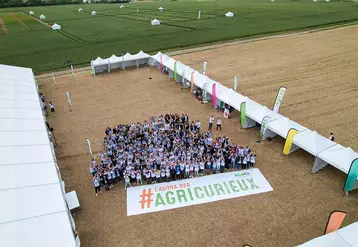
[38, 25, 358, 247]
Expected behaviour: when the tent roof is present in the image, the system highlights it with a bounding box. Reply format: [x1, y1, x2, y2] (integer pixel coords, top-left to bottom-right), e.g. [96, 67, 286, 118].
[108, 54, 121, 63]
[293, 130, 337, 156]
[246, 105, 283, 123]
[267, 117, 307, 139]
[0, 64, 76, 247]
[216, 88, 247, 109]
[92, 56, 108, 66]
[298, 222, 358, 247]
[152, 51, 163, 62]
[0, 212, 76, 247]
[163, 57, 177, 71]
[318, 145, 358, 174]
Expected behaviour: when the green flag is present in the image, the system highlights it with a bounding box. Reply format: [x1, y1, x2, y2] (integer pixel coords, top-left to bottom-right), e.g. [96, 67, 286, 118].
[259, 116, 271, 139]
[174, 62, 177, 81]
[240, 102, 246, 127]
[344, 158, 358, 192]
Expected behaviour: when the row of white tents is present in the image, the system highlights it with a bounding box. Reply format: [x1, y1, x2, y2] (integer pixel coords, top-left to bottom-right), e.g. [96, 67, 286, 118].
[91, 51, 358, 191]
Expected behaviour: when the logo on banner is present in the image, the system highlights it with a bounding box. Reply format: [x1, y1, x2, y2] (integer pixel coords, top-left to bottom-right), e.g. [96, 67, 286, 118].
[127, 169, 273, 216]
[272, 86, 287, 113]
[259, 116, 271, 139]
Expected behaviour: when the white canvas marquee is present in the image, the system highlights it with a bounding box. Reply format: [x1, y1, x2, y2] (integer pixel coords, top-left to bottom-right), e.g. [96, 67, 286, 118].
[52, 23, 61, 30]
[0, 64, 79, 247]
[264, 117, 307, 140]
[291, 130, 337, 156]
[316, 145, 358, 174]
[298, 222, 358, 247]
[151, 19, 160, 25]
[216, 88, 247, 110]
[40, 14, 46, 20]
[225, 11, 234, 17]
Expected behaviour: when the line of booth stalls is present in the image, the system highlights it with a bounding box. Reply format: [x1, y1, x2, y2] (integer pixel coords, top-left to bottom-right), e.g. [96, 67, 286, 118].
[91, 51, 358, 192]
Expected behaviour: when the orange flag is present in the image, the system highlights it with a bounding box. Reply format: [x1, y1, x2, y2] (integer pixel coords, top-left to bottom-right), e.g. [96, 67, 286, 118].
[324, 210, 346, 235]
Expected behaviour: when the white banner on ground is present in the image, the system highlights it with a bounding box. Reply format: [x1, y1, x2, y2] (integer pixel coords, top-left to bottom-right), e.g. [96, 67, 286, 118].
[127, 168, 273, 216]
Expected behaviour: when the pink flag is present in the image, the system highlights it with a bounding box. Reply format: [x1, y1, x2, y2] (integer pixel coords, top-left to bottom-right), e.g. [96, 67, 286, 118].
[212, 83, 217, 107]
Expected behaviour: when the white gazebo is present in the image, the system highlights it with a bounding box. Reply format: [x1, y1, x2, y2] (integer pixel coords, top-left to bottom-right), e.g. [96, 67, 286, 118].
[91, 11, 97, 16]
[51, 23, 61, 30]
[40, 15, 46, 20]
[151, 19, 160, 25]
[158, 7, 164, 11]
[225, 12, 234, 17]
[78, 8, 83, 12]
[29, 11, 34, 15]
[120, 5, 125, 8]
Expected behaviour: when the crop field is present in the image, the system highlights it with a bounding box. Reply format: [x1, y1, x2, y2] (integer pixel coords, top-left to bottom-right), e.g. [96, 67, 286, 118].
[0, 0, 357, 72]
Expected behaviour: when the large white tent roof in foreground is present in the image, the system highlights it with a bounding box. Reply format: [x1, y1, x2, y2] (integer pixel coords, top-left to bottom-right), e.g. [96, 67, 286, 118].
[216, 88, 247, 109]
[318, 145, 358, 174]
[298, 221, 358, 247]
[0, 64, 78, 247]
[293, 130, 337, 156]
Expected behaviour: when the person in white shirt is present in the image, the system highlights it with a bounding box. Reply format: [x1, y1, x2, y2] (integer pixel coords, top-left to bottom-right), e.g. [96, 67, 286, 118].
[216, 118, 222, 131]
[136, 171, 142, 185]
[196, 120, 201, 132]
[42, 101, 48, 116]
[250, 153, 256, 168]
[208, 115, 214, 131]
[124, 174, 132, 190]
[49, 102, 55, 112]
[194, 162, 199, 177]
[329, 133, 335, 142]
[93, 176, 102, 195]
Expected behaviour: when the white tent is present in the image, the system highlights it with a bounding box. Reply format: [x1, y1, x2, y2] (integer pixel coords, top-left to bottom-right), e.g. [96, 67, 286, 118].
[216, 88, 247, 109]
[298, 222, 358, 247]
[108, 54, 121, 70]
[40, 14, 46, 20]
[159, 7, 164, 11]
[29, 11, 34, 15]
[78, 8, 83, 12]
[51, 23, 61, 30]
[292, 130, 337, 156]
[225, 12, 234, 17]
[91, 11, 97, 16]
[315, 145, 358, 174]
[91, 57, 108, 74]
[246, 105, 283, 126]
[120, 5, 125, 8]
[0, 64, 79, 247]
[265, 117, 307, 139]
[151, 19, 160, 25]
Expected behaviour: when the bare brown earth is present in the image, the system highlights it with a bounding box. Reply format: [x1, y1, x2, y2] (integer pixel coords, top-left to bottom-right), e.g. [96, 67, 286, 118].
[38, 25, 358, 247]
[0, 19, 8, 34]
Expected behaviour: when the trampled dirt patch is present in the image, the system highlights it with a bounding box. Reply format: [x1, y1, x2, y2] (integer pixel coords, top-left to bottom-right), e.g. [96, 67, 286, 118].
[38, 25, 358, 247]
[0, 19, 8, 34]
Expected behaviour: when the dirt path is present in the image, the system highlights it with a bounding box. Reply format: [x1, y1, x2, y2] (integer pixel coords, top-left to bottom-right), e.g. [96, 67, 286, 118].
[0, 19, 8, 35]
[19, 20, 30, 30]
[27, 14, 51, 28]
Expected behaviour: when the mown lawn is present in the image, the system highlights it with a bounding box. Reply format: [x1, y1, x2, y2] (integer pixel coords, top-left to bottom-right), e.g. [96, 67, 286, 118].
[0, 0, 357, 72]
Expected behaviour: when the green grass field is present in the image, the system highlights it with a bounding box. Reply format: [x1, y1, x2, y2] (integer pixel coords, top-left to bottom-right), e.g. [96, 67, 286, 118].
[0, 0, 357, 72]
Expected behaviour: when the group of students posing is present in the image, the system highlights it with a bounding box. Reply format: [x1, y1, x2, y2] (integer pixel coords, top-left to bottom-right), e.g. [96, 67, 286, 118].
[91, 114, 256, 195]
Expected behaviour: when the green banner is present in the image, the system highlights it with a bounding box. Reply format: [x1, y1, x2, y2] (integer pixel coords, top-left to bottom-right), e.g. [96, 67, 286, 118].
[344, 158, 358, 192]
[202, 83, 208, 103]
[240, 102, 246, 127]
[259, 116, 271, 139]
[174, 62, 177, 81]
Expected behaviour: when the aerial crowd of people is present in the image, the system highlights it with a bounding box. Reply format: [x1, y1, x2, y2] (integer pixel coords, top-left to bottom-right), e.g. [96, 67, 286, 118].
[90, 114, 256, 195]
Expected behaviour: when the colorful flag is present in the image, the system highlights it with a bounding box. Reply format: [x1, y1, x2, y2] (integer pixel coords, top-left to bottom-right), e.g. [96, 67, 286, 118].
[259, 116, 271, 139]
[273, 86, 287, 113]
[174, 62, 177, 81]
[212, 83, 217, 107]
[283, 128, 298, 154]
[324, 211, 346, 235]
[190, 72, 195, 92]
[240, 102, 246, 127]
[344, 158, 358, 192]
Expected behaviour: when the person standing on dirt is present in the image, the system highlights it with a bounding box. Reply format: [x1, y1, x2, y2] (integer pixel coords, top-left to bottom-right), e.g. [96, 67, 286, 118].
[208, 115, 214, 131]
[216, 117, 222, 131]
[329, 133, 335, 141]
[67, 60, 72, 69]
[49, 102, 55, 112]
